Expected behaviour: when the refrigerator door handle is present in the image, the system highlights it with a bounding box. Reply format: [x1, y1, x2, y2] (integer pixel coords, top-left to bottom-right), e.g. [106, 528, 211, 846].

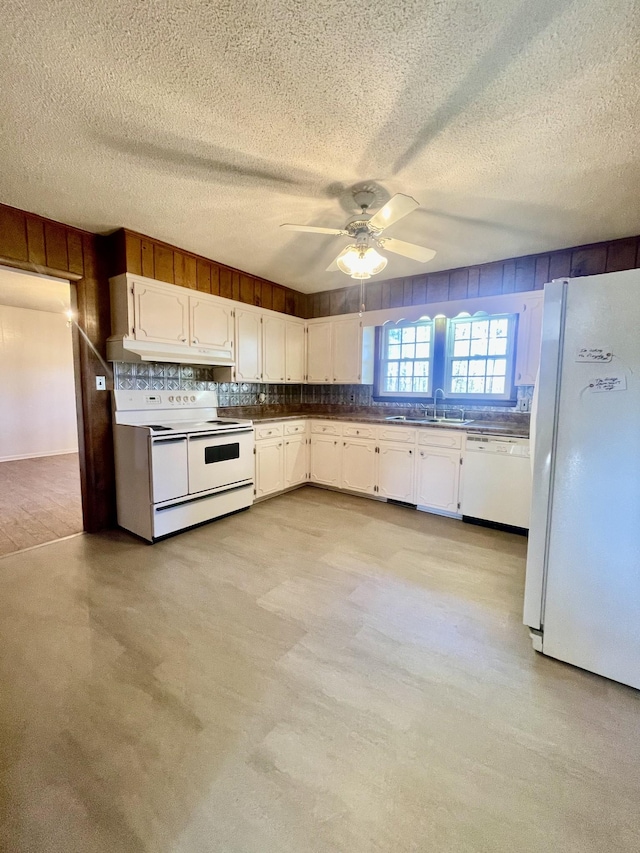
[523, 280, 567, 632]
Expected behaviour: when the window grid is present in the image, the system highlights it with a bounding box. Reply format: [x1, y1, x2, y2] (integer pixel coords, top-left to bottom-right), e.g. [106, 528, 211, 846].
[379, 322, 433, 396]
[445, 315, 516, 399]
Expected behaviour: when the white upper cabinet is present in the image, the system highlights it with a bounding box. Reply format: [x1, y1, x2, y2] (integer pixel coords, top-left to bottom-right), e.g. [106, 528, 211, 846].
[262, 314, 286, 382]
[132, 280, 189, 344]
[332, 318, 362, 383]
[285, 320, 306, 383]
[515, 292, 544, 385]
[306, 318, 374, 385]
[235, 307, 263, 381]
[189, 295, 234, 354]
[307, 321, 333, 383]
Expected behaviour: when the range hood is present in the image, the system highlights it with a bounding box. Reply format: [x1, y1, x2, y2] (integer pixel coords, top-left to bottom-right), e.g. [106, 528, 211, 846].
[106, 336, 235, 367]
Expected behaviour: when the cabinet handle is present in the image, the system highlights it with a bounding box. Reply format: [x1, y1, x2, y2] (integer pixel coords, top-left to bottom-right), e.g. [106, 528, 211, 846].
[409, 450, 413, 455]
[420, 451, 425, 457]
[193, 337, 199, 344]
[334, 441, 337, 445]
[517, 372, 522, 381]
[180, 336, 187, 342]
[287, 376, 291, 381]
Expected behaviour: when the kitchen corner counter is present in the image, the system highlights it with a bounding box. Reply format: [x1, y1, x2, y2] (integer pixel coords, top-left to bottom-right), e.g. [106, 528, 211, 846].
[247, 413, 529, 438]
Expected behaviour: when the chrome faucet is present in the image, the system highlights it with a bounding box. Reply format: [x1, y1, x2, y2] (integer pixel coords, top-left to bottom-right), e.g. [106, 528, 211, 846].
[433, 387, 446, 420]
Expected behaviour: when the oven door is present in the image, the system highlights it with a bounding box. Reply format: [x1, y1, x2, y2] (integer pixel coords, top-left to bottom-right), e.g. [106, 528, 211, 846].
[187, 429, 254, 495]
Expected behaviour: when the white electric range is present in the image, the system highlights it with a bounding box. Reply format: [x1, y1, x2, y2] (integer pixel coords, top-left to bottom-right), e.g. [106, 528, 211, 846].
[113, 390, 254, 541]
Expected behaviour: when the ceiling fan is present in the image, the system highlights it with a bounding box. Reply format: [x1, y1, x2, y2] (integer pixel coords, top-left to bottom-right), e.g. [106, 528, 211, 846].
[280, 190, 436, 281]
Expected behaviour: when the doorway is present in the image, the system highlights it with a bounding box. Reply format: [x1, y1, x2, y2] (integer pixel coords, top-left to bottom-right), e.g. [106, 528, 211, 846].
[0, 266, 83, 556]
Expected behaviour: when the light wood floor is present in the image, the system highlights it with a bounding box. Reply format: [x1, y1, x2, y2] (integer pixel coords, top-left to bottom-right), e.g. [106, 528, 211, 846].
[0, 487, 638, 852]
[0, 453, 83, 555]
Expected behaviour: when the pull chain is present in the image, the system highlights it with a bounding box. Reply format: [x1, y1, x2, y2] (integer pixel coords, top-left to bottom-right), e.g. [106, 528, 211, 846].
[359, 279, 365, 317]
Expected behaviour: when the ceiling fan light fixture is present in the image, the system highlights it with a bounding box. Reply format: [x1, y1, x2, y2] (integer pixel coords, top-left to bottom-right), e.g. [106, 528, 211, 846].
[336, 245, 388, 280]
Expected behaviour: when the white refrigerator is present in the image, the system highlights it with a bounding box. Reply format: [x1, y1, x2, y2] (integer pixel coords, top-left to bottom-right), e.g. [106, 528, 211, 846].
[524, 269, 640, 690]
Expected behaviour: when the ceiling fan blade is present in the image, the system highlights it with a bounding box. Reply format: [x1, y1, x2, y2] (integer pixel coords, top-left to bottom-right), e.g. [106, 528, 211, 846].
[379, 237, 436, 263]
[280, 224, 344, 235]
[368, 193, 420, 232]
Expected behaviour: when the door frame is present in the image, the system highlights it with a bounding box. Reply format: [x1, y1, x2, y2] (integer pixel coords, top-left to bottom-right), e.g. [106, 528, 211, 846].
[0, 259, 91, 532]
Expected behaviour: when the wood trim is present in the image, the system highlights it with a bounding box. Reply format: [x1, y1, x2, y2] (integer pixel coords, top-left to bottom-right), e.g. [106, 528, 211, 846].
[0, 255, 82, 281]
[107, 228, 309, 318]
[307, 234, 640, 317]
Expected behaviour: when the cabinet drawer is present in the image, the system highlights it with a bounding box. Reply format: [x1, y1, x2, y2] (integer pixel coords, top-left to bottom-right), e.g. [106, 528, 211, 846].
[377, 426, 417, 444]
[284, 421, 307, 435]
[342, 424, 376, 440]
[255, 423, 284, 440]
[310, 421, 341, 436]
[417, 429, 463, 450]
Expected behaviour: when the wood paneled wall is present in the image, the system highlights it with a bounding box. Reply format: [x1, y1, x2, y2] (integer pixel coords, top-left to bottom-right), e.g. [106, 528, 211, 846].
[306, 235, 640, 318]
[0, 204, 114, 532]
[108, 229, 309, 318]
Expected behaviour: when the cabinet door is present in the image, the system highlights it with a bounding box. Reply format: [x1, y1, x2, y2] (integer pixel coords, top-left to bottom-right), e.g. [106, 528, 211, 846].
[189, 296, 234, 354]
[307, 322, 333, 383]
[235, 308, 263, 381]
[284, 435, 307, 487]
[255, 438, 284, 498]
[285, 321, 306, 383]
[309, 435, 341, 486]
[515, 293, 544, 385]
[133, 281, 189, 344]
[262, 315, 286, 382]
[341, 439, 376, 495]
[378, 444, 415, 503]
[332, 318, 361, 383]
[416, 447, 461, 513]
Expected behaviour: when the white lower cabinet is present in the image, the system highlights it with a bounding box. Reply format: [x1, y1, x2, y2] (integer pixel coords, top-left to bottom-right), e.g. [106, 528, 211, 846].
[416, 447, 461, 514]
[341, 439, 376, 495]
[254, 419, 465, 516]
[377, 444, 415, 502]
[255, 437, 284, 498]
[309, 434, 342, 487]
[284, 435, 308, 488]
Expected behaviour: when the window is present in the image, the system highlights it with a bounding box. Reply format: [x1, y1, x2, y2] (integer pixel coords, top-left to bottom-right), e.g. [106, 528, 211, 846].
[445, 314, 517, 400]
[378, 321, 434, 397]
[374, 313, 518, 403]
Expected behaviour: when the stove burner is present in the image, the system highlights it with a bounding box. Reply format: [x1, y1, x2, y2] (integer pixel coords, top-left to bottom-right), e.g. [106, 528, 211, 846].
[149, 425, 172, 431]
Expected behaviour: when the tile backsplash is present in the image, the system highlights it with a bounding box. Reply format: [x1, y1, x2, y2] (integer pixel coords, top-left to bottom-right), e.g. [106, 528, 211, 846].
[113, 361, 533, 415]
[112, 362, 302, 407]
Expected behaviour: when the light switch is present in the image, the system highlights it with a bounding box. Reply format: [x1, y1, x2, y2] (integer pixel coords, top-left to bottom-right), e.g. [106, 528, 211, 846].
[96, 376, 106, 391]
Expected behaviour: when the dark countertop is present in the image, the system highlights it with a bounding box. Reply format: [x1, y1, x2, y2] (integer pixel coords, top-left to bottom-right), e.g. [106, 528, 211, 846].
[249, 413, 529, 438]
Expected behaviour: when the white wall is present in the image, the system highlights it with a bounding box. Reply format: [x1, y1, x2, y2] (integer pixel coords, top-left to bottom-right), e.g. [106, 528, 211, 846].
[0, 304, 78, 461]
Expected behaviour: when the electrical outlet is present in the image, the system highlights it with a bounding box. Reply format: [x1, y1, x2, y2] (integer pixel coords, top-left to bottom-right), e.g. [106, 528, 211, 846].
[95, 376, 106, 391]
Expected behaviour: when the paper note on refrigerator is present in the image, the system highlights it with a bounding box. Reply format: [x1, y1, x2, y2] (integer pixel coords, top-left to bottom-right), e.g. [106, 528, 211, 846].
[588, 375, 626, 392]
[576, 346, 613, 362]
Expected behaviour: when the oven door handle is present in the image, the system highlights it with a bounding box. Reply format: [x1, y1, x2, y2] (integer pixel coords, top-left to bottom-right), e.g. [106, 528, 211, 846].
[188, 429, 253, 440]
[151, 436, 188, 445]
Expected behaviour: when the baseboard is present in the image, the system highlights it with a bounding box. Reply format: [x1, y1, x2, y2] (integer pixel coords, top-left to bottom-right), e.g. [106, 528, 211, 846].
[0, 448, 79, 463]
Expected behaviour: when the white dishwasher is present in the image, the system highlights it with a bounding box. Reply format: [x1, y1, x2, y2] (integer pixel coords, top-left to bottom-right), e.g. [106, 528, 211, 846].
[461, 435, 531, 529]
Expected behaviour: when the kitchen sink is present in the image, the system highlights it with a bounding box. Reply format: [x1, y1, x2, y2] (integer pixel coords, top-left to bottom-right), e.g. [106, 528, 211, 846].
[385, 415, 475, 426]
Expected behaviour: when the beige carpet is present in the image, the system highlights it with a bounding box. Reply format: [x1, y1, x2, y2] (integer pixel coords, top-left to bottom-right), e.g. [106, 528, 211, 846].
[0, 453, 83, 555]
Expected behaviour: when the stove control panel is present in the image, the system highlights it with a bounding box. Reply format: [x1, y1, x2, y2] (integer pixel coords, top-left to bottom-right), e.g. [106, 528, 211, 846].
[115, 390, 219, 413]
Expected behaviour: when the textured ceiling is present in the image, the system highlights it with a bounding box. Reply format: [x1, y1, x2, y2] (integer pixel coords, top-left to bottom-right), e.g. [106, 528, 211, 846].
[1, 1, 639, 293]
